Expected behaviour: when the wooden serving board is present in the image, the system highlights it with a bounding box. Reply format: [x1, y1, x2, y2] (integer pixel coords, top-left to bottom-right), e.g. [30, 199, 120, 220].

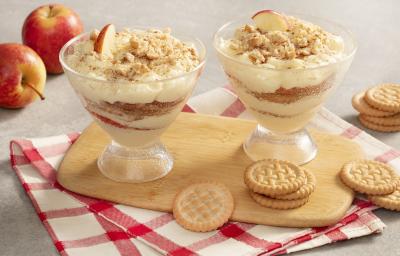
[58, 113, 363, 228]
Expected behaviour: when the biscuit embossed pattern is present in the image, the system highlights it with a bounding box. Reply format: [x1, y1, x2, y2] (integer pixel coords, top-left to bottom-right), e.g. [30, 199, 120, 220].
[365, 84, 400, 112]
[341, 160, 398, 195]
[173, 181, 234, 232]
[351, 91, 394, 117]
[273, 170, 316, 200]
[245, 159, 306, 196]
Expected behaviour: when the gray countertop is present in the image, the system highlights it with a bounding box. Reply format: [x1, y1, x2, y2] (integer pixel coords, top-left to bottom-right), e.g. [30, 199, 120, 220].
[1, 0, 399, 255]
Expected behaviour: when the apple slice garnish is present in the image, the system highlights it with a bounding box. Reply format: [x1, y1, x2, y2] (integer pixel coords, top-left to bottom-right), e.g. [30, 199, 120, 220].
[252, 10, 289, 32]
[93, 24, 116, 57]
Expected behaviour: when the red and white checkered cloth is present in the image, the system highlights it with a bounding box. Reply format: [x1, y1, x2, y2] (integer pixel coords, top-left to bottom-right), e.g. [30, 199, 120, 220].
[10, 86, 400, 256]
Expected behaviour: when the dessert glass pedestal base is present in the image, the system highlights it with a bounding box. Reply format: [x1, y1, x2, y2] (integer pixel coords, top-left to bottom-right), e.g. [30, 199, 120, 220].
[243, 125, 317, 165]
[97, 140, 173, 183]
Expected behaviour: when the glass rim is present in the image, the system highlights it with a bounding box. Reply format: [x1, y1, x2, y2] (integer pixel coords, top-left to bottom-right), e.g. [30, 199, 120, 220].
[213, 13, 358, 71]
[59, 28, 207, 84]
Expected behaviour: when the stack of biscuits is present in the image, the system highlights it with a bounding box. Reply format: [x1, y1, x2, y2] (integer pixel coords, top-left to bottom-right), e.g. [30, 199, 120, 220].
[340, 160, 400, 211]
[352, 83, 400, 132]
[244, 159, 316, 209]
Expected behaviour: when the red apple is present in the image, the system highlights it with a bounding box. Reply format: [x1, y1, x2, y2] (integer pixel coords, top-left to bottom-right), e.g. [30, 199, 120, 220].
[0, 43, 46, 108]
[252, 10, 289, 32]
[22, 4, 83, 74]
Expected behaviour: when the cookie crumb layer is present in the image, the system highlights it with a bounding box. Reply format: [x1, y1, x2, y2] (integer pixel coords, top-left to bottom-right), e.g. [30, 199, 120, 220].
[219, 15, 344, 69]
[66, 28, 200, 82]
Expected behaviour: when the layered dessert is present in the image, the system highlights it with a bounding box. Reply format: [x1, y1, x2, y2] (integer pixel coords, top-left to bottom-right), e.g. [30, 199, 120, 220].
[215, 10, 346, 133]
[64, 24, 202, 147]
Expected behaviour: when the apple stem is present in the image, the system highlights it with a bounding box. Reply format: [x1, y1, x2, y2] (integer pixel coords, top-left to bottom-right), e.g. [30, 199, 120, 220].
[25, 83, 45, 100]
[47, 5, 54, 18]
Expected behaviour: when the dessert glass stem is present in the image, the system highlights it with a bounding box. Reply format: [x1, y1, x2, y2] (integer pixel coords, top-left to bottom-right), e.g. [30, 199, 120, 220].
[243, 124, 317, 165]
[97, 140, 173, 183]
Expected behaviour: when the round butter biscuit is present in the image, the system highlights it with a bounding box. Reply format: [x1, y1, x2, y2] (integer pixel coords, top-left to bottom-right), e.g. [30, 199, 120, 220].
[272, 169, 316, 200]
[359, 115, 400, 132]
[369, 187, 400, 211]
[340, 160, 398, 195]
[365, 84, 400, 112]
[352, 91, 394, 117]
[250, 191, 309, 209]
[173, 181, 234, 232]
[244, 159, 306, 196]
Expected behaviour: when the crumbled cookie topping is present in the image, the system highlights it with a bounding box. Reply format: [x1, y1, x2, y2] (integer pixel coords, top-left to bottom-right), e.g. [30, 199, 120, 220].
[227, 17, 343, 65]
[68, 28, 200, 81]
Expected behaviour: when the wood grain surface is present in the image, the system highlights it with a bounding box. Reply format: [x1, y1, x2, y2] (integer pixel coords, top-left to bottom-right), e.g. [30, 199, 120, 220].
[58, 112, 363, 227]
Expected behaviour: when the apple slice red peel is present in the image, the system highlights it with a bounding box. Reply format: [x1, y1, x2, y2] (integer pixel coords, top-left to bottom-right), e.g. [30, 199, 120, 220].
[252, 10, 289, 32]
[94, 24, 116, 57]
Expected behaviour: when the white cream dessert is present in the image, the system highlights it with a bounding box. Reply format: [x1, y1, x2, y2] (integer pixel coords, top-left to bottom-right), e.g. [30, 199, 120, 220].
[215, 10, 346, 133]
[65, 25, 201, 147]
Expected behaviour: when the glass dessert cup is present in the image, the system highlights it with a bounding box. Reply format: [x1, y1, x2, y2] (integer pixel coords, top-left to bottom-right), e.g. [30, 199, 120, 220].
[60, 31, 206, 183]
[214, 15, 357, 165]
